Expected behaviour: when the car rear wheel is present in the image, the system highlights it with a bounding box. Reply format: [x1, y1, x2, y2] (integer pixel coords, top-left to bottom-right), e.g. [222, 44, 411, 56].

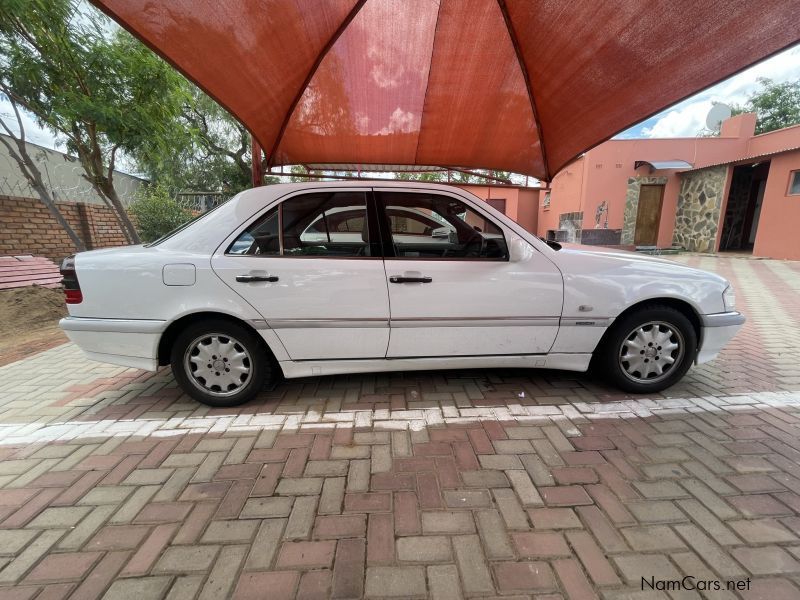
[170, 319, 274, 407]
[597, 305, 697, 394]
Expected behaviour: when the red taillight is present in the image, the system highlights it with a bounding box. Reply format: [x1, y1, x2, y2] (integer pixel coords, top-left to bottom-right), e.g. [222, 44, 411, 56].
[60, 256, 82, 304]
[64, 289, 83, 304]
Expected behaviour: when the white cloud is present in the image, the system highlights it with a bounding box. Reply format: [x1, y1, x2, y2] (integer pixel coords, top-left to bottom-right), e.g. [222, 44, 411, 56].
[376, 107, 419, 135]
[639, 44, 800, 138]
[367, 45, 405, 89]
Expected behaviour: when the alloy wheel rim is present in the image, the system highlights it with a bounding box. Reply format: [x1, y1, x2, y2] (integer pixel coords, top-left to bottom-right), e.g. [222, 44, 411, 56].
[183, 333, 252, 397]
[618, 321, 684, 384]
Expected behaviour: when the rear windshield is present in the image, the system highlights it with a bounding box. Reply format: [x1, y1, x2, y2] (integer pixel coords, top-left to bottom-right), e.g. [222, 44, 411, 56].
[145, 202, 226, 247]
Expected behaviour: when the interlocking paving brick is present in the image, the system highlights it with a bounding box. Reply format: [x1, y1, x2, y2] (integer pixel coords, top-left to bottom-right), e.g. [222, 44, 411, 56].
[529, 507, 582, 529]
[1, 255, 800, 599]
[494, 561, 556, 593]
[313, 514, 366, 539]
[620, 525, 687, 551]
[421, 511, 475, 535]
[103, 576, 172, 600]
[232, 571, 299, 600]
[364, 566, 426, 598]
[25, 551, 101, 582]
[427, 564, 462, 600]
[453, 534, 494, 594]
[240, 497, 293, 519]
[331, 538, 364, 599]
[475, 509, 514, 558]
[396, 536, 451, 562]
[284, 495, 318, 540]
[730, 545, 800, 575]
[201, 520, 258, 544]
[442, 489, 491, 508]
[276, 540, 335, 569]
[152, 545, 219, 573]
[512, 531, 571, 558]
[27, 506, 91, 528]
[244, 518, 285, 571]
[0, 530, 38, 555]
[366, 513, 394, 565]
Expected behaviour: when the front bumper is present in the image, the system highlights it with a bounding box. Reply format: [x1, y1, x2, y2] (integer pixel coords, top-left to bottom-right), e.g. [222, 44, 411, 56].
[59, 317, 166, 371]
[696, 311, 745, 364]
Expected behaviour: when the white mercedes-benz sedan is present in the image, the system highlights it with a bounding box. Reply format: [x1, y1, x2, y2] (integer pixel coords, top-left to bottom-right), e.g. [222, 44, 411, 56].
[59, 182, 744, 407]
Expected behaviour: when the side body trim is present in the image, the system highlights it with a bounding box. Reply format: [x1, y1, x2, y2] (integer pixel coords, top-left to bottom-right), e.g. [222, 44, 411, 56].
[701, 312, 746, 327]
[60, 317, 167, 334]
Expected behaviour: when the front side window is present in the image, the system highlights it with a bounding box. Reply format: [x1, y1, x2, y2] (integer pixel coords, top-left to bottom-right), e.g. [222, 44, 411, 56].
[380, 192, 508, 260]
[228, 192, 370, 257]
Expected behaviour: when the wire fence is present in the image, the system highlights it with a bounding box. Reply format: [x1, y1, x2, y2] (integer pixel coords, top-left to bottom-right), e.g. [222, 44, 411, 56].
[0, 144, 143, 205]
[175, 191, 231, 213]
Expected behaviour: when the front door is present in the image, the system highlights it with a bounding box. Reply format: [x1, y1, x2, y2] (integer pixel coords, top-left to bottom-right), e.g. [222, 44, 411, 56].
[212, 189, 390, 360]
[375, 189, 563, 358]
[634, 184, 664, 245]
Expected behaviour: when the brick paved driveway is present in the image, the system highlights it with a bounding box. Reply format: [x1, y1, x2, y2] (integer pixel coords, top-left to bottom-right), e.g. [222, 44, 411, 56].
[0, 254, 799, 600]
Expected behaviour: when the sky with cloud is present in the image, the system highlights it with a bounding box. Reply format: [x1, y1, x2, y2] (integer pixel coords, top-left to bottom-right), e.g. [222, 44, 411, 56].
[616, 43, 800, 139]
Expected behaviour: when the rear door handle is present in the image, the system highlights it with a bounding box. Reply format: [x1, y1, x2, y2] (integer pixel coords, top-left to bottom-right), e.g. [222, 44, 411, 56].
[236, 275, 279, 283]
[389, 276, 432, 284]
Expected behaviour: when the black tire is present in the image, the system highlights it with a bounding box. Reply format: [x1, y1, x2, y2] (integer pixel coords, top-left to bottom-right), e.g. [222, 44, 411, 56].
[595, 304, 697, 394]
[170, 319, 275, 407]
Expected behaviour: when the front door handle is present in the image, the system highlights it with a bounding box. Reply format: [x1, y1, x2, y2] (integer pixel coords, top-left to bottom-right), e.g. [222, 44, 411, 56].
[236, 274, 279, 283]
[389, 275, 432, 284]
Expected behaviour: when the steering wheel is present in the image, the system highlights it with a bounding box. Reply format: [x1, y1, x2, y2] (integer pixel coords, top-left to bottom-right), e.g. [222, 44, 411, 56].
[463, 233, 486, 258]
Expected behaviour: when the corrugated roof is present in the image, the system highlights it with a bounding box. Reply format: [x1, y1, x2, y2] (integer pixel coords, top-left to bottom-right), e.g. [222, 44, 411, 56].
[685, 145, 800, 172]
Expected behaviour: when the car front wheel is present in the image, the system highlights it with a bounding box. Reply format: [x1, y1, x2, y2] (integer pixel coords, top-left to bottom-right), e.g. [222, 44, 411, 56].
[170, 319, 273, 407]
[597, 304, 697, 394]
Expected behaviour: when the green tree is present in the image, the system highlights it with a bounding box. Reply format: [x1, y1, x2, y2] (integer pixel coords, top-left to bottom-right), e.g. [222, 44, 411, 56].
[733, 78, 800, 135]
[0, 85, 86, 250]
[136, 85, 276, 195]
[129, 183, 192, 243]
[0, 0, 186, 244]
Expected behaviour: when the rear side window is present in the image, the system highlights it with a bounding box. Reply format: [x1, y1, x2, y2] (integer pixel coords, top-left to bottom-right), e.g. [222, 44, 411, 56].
[228, 192, 371, 257]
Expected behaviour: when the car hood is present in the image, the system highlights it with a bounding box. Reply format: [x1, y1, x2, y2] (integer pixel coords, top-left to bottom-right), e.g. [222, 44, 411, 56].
[556, 243, 685, 267]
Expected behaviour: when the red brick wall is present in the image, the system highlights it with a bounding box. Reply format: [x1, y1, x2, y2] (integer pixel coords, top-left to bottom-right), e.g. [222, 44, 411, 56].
[0, 195, 129, 262]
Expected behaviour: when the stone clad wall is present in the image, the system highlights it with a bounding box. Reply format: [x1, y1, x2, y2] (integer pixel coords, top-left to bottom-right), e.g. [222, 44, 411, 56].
[672, 166, 728, 252]
[621, 176, 668, 245]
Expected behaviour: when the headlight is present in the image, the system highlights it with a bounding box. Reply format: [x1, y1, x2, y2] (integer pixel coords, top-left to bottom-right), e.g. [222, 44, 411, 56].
[723, 286, 736, 311]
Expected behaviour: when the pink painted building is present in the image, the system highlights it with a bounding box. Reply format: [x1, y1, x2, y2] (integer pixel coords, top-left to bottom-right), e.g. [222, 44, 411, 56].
[536, 114, 800, 261]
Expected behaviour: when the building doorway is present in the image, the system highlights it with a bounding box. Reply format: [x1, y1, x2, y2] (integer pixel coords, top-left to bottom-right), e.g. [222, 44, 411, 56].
[634, 184, 664, 246]
[719, 162, 770, 252]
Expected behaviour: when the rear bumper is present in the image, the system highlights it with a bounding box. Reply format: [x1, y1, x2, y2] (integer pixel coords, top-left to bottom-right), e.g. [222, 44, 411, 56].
[59, 317, 165, 371]
[696, 311, 745, 364]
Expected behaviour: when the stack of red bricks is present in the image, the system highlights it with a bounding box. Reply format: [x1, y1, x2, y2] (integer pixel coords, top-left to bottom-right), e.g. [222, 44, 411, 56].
[0, 255, 62, 290]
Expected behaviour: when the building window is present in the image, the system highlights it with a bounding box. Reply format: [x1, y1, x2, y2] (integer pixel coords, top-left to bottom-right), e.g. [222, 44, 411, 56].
[542, 192, 551, 209]
[789, 170, 800, 196]
[487, 198, 506, 214]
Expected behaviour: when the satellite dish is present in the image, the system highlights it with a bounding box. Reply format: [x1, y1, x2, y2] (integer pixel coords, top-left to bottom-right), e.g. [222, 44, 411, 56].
[706, 103, 732, 131]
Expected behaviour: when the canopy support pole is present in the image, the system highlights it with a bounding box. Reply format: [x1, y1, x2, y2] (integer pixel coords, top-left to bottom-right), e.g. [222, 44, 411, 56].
[251, 135, 262, 187]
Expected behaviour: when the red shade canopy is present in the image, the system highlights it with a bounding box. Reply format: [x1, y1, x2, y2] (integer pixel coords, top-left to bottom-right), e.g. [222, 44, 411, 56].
[92, 0, 799, 180]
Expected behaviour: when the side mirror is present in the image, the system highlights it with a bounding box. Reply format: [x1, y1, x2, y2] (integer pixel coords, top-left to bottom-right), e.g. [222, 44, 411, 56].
[509, 237, 533, 262]
[431, 227, 451, 239]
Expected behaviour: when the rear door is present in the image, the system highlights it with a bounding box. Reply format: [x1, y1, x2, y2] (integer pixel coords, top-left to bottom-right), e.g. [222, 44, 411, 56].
[376, 189, 563, 358]
[211, 189, 390, 360]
